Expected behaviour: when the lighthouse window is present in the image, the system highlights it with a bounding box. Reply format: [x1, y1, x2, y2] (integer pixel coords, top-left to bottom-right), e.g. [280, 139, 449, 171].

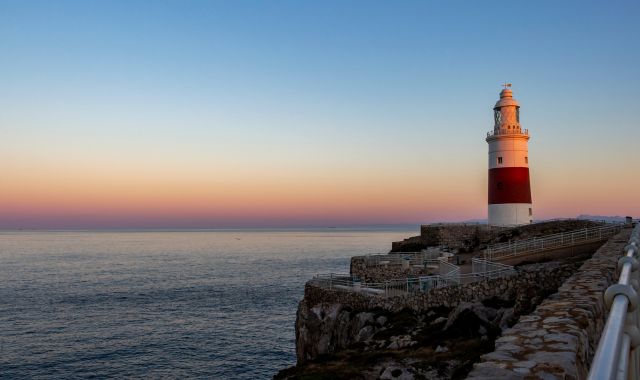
[525, 156, 528, 164]
[516, 107, 520, 122]
[497, 157, 503, 164]
[529, 208, 532, 216]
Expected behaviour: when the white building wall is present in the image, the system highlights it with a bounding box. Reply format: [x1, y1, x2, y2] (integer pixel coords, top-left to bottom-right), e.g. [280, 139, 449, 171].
[487, 136, 529, 169]
[488, 203, 533, 226]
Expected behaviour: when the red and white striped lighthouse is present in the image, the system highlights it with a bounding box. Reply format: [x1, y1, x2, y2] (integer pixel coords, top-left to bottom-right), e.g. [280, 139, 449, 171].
[486, 84, 533, 226]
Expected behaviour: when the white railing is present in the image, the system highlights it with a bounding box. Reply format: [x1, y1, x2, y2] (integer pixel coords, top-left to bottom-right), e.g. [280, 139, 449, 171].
[460, 258, 517, 285]
[487, 128, 529, 137]
[485, 224, 624, 261]
[588, 222, 640, 380]
[310, 258, 514, 298]
[471, 258, 516, 277]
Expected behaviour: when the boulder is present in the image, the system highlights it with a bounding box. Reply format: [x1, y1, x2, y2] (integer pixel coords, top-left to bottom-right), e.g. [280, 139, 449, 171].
[443, 302, 501, 338]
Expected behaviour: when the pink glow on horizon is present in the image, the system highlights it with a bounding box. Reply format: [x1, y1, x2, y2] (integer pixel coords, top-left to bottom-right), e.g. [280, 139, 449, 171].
[2, 160, 637, 228]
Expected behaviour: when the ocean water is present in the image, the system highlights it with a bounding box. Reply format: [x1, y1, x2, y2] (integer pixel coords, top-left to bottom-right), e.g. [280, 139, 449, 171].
[0, 228, 415, 379]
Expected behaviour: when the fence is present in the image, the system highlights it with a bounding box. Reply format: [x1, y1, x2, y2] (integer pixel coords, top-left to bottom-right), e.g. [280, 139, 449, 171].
[484, 223, 624, 261]
[310, 258, 514, 298]
[465, 258, 517, 284]
[588, 223, 640, 380]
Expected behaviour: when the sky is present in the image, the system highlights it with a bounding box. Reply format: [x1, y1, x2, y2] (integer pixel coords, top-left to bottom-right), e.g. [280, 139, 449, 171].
[1, 0, 639, 229]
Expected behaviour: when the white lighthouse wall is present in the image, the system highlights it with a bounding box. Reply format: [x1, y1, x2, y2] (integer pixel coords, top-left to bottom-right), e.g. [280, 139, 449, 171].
[488, 203, 533, 226]
[488, 137, 529, 169]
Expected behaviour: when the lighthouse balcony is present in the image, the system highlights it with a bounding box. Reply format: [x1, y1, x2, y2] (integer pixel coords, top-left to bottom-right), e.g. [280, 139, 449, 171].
[486, 128, 529, 138]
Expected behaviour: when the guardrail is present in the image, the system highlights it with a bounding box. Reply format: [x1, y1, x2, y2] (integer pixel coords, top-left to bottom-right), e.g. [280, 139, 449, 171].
[458, 258, 516, 285]
[588, 223, 640, 380]
[310, 258, 515, 297]
[485, 224, 624, 261]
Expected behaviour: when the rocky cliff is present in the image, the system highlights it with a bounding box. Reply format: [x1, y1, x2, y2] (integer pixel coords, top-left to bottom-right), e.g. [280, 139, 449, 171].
[275, 225, 630, 380]
[276, 259, 587, 380]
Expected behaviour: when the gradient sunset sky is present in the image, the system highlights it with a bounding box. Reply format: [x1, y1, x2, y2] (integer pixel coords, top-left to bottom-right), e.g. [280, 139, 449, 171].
[1, 1, 639, 228]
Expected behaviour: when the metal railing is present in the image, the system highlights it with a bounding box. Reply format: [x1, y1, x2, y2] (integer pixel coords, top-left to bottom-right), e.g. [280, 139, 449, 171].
[459, 258, 517, 285]
[486, 128, 529, 137]
[588, 222, 640, 380]
[310, 258, 515, 297]
[484, 224, 624, 261]
[471, 258, 516, 278]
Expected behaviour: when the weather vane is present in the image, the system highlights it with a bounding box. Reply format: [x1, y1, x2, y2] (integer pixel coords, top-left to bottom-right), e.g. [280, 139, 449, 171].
[502, 83, 512, 89]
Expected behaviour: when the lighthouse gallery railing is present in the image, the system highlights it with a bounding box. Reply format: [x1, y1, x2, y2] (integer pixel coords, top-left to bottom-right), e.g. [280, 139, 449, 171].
[486, 128, 528, 137]
[588, 222, 640, 380]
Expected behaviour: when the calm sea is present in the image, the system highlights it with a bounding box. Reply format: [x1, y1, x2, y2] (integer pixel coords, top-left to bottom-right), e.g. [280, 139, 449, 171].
[0, 228, 415, 379]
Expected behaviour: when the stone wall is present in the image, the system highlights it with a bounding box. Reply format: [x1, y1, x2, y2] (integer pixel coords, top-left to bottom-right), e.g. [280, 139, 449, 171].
[304, 262, 576, 314]
[391, 223, 494, 253]
[349, 256, 442, 282]
[421, 223, 496, 252]
[466, 228, 631, 380]
[390, 235, 429, 252]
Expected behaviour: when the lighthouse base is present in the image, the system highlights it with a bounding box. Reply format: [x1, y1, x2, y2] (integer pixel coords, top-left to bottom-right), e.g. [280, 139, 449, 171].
[488, 203, 533, 226]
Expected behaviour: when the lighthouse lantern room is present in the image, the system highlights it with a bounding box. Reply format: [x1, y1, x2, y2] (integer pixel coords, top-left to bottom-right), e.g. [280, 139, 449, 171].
[486, 84, 533, 226]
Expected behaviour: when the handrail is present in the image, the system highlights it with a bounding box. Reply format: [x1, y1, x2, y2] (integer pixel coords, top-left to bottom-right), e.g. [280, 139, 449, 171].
[310, 258, 515, 297]
[588, 222, 639, 380]
[485, 224, 624, 261]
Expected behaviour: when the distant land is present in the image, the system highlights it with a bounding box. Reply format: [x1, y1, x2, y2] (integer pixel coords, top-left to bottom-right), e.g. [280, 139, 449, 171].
[456, 215, 635, 225]
[577, 215, 632, 223]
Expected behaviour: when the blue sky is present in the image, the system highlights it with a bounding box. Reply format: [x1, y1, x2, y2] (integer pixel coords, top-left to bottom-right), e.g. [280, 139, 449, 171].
[1, 0, 639, 227]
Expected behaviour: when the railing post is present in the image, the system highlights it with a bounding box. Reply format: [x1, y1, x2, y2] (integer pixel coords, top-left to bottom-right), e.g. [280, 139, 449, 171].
[627, 240, 640, 379]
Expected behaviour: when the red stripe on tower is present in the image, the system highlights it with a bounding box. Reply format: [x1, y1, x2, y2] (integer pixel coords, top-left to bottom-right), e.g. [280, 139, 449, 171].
[488, 167, 532, 204]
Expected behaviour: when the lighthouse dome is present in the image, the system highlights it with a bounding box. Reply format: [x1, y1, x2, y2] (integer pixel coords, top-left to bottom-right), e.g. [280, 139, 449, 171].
[494, 88, 520, 109]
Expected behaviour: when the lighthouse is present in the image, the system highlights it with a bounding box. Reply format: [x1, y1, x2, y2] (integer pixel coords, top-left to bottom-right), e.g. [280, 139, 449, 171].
[486, 85, 533, 226]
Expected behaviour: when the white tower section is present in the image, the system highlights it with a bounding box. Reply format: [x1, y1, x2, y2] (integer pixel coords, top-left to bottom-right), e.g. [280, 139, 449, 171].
[486, 85, 533, 226]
